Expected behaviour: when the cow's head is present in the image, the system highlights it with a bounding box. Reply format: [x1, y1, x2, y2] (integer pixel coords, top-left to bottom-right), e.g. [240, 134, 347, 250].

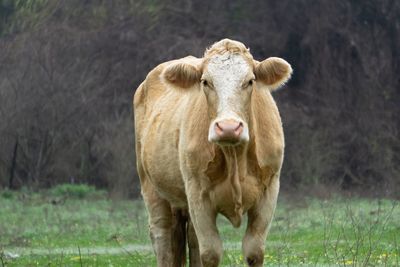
[163, 39, 292, 146]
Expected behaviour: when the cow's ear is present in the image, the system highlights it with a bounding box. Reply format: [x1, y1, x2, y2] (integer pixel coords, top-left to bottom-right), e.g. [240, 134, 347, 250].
[163, 62, 201, 89]
[254, 57, 292, 91]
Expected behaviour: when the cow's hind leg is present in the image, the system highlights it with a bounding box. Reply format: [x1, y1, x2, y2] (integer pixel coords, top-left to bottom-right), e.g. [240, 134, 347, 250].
[172, 208, 188, 266]
[142, 184, 175, 266]
[242, 176, 279, 267]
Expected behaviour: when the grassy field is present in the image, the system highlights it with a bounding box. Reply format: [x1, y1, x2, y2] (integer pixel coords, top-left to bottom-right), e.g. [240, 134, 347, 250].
[0, 185, 399, 266]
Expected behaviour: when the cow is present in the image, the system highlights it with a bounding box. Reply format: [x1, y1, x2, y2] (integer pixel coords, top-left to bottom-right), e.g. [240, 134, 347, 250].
[134, 39, 292, 267]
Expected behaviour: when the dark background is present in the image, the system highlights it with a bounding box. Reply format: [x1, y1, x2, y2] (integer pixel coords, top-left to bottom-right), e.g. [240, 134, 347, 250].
[0, 0, 398, 198]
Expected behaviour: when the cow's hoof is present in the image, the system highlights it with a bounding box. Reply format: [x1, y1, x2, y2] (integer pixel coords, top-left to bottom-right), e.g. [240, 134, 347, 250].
[246, 254, 263, 267]
[201, 249, 220, 267]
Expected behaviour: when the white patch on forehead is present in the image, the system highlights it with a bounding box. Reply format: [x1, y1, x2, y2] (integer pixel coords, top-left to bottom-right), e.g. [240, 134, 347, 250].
[207, 53, 249, 88]
[206, 53, 251, 144]
[206, 53, 250, 118]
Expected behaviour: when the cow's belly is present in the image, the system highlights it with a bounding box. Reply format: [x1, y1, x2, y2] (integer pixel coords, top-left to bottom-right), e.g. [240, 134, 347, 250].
[140, 112, 187, 208]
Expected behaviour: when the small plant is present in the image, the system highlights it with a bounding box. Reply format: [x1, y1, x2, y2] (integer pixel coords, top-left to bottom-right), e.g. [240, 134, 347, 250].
[0, 249, 6, 267]
[49, 184, 104, 199]
[1, 190, 14, 199]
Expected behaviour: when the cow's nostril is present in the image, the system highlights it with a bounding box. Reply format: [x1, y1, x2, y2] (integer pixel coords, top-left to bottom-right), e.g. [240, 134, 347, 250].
[235, 122, 243, 134]
[236, 122, 243, 130]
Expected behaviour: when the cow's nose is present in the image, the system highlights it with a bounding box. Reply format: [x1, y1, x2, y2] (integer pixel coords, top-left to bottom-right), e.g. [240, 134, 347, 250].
[214, 119, 243, 143]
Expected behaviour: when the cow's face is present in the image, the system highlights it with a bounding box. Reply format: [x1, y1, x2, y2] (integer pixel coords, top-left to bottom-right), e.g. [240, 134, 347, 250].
[201, 53, 254, 146]
[162, 42, 292, 146]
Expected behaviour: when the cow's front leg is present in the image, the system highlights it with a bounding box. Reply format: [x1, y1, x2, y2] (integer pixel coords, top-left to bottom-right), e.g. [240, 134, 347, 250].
[242, 176, 280, 267]
[186, 180, 222, 267]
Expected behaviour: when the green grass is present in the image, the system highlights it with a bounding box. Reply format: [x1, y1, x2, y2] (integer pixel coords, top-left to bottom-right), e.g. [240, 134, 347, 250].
[0, 187, 399, 266]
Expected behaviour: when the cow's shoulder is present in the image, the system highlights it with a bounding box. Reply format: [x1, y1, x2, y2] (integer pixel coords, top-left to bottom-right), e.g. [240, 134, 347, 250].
[250, 88, 284, 174]
[133, 61, 168, 108]
[178, 55, 202, 66]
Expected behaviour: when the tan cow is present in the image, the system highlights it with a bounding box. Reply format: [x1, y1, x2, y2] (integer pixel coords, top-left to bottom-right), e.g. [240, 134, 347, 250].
[134, 39, 292, 267]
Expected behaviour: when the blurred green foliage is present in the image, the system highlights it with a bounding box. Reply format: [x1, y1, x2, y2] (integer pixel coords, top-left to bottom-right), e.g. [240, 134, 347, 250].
[1, 188, 14, 199]
[0, 0, 168, 35]
[0, 0, 51, 35]
[49, 183, 105, 199]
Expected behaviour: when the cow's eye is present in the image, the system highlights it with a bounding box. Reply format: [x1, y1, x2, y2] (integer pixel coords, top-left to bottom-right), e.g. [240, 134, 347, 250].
[244, 79, 255, 88]
[202, 79, 213, 89]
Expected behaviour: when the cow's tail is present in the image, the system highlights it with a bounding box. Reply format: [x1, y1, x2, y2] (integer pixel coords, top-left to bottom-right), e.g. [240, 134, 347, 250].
[172, 208, 188, 266]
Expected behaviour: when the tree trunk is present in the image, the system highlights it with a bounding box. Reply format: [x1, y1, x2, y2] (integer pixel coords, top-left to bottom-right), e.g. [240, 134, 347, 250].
[9, 137, 18, 189]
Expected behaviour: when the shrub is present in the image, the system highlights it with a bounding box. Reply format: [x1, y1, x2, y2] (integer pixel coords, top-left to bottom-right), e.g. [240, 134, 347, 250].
[1, 189, 14, 199]
[49, 183, 104, 199]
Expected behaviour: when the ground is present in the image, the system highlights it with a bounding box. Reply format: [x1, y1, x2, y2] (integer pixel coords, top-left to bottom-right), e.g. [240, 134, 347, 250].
[0, 186, 399, 266]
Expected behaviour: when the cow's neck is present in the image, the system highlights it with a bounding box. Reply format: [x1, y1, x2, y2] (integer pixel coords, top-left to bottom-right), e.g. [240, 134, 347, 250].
[222, 146, 245, 216]
[210, 144, 247, 225]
